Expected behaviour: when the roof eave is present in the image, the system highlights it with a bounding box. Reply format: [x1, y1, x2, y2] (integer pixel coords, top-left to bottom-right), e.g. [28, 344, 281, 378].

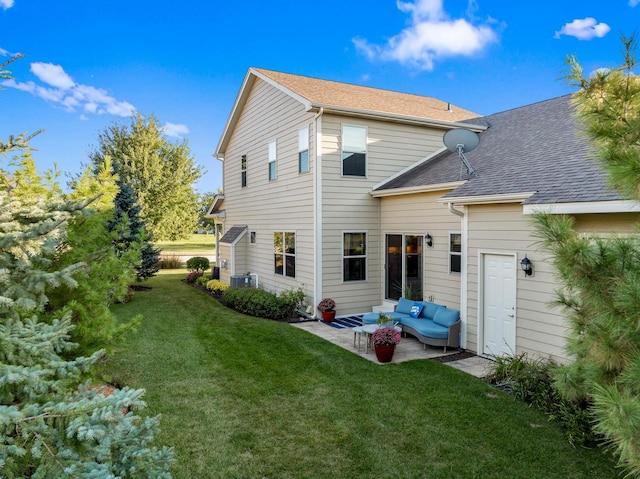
[523, 200, 640, 215]
[371, 181, 468, 197]
[439, 192, 537, 205]
[311, 104, 487, 131]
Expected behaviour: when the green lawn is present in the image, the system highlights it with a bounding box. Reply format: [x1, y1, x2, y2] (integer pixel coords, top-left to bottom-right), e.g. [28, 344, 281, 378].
[155, 234, 216, 255]
[105, 274, 618, 479]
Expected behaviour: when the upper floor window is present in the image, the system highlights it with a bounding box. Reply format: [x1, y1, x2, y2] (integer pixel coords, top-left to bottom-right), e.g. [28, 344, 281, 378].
[298, 126, 309, 174]
[342, 125, 367, 177]
[449, 232, 462, 274]
[274, 231, 295, 278]
[343, 232, 366, 281]
[250, 231, 256, 245]
[241, 154, 247, 187]
[268, 140, 277, 181]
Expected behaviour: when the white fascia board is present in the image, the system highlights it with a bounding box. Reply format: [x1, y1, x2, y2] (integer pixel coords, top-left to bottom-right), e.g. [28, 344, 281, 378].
[523, 200, 640, 215]
[309, 105, 487, 132]
[253, 69, 313, 110]
[438, 192, 536, 205]
[371, 181, 467, 198]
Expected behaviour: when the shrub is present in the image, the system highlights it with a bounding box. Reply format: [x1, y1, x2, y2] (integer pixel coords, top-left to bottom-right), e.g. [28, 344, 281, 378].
[486, 352, 600, 446]
[185, 271, 202, 284]
[186, 256, 210, 273]
[195, 274, 210, 286]
[206, 279, 230, 295]
[158, 253, 182, 269]
[222, 287, 303, 320]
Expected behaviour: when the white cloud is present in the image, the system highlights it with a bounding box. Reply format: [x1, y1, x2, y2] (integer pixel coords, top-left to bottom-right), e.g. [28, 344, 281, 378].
[31, 62, 75, 89]
[0, 0, 14, 10]
[630, 0, 639, 6]
[554, 18, 610, 40]
[2, 61, 135, 118]
[353, 0, 499, 71]
[162, 122, 190, 139]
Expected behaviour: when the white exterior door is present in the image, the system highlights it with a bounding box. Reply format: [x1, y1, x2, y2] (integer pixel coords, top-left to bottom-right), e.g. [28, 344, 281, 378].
[482, 254, 516, 357]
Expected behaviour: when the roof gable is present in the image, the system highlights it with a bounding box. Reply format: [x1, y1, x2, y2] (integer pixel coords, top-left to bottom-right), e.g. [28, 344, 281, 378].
[215, 68, 482, 158]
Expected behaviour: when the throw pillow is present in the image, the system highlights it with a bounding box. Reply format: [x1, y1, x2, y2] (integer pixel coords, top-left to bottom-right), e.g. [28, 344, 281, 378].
[409, 303, 424, 318]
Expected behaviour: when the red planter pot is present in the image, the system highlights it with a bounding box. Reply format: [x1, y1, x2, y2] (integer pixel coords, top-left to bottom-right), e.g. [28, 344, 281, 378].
[321, 310, 336, 322]
[374, 344, 395, 363]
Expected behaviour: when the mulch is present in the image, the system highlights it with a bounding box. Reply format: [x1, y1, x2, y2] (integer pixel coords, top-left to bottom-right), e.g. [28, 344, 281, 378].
[430, 350, 478, 363]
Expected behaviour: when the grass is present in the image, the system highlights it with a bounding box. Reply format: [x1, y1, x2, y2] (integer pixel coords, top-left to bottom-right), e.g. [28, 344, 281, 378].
[155, 233, 216, 255]
[105, 274, 619, 479]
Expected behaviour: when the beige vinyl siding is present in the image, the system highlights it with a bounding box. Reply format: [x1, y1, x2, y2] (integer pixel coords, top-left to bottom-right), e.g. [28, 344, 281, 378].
[380, 192, 462, 308]
[221, 77, 316, 301]
[465, 203, 567, 361]
[573, 212, 640, 234]
[319, 114, 448, 314]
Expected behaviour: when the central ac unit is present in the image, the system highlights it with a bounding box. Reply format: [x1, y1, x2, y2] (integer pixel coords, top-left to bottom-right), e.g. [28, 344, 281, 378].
[230, 274, 252, 288]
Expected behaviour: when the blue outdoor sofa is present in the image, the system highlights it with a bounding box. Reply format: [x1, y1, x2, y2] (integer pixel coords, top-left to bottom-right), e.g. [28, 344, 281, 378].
[362, 298, 461, 351]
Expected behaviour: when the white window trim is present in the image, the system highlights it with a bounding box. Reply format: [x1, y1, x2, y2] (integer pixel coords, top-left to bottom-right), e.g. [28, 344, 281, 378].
[268, 139, 277, 181]
[449, 231, 462, 274]
[298, 125, 310, 174]
[341, 124, 367, 178]
[342, 231, 367, 282]
[274, 230, 296, 278]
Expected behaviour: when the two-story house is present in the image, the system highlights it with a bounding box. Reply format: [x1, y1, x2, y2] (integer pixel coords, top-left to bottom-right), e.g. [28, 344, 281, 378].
[208, 68, 640, 361]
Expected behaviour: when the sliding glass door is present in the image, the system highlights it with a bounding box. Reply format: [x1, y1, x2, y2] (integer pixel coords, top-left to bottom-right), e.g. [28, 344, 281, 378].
[385, 234, 423, 301]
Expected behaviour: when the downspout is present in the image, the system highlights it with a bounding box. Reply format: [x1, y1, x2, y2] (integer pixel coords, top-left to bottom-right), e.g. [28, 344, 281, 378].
[313, 108, 324, 319]
[448, 202, 467, 349]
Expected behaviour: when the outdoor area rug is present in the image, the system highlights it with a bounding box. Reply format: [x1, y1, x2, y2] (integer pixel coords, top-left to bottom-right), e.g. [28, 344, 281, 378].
[322, 315, 364, 329]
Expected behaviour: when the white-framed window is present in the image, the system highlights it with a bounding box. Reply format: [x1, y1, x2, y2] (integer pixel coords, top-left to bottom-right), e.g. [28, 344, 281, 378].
[241, 154, 247, 187]
[341, 125, 367, 177]
[449, 232, 462, 274]
[250, 231, 256, 245]
[274, 231, 295, 277]
[268, 140, 277, 181]
[298, 126, 309, 174]
[343, 232, 366, 281]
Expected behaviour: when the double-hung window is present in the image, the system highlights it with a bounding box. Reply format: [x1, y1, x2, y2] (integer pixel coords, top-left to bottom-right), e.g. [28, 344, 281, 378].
[241, 154, 247, 187]
[298, 126, 309, 174]
[274, 231, 295, 278]
[341, 125, 367, 177]
[449, 232, 462, 274]
[268, 140, 277, 181]
[343, 232, 366, 281]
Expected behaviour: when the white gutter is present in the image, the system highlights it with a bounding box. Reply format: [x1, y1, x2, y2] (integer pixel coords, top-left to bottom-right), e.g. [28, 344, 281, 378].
[371, 181, 467, 198]
[313, 108, 324, 319]
[523, 200, 640, 215]
[307, 105, 487, 132]
[446, 202, 467, 349]
[439, 192, 536, 205]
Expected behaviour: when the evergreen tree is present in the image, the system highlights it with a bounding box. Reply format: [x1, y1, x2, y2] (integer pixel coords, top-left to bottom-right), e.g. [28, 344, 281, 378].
[535, 34, 640, 476]
[90, 113, 203, 241]
[109, 165, 160, 281]
[1, 149, 173, 477]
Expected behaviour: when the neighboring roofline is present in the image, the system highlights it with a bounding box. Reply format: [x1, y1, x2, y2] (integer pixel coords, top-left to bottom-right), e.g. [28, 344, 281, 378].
[523, 200, 640, 215]
[373, 146, 451, 191]
[439, 192, 537, 205]
[215, 68, 487, 159]
[371, 181, 467, 198]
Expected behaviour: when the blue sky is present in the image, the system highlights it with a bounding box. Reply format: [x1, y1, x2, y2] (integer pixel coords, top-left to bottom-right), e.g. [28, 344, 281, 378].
[1, 1, 638, 193]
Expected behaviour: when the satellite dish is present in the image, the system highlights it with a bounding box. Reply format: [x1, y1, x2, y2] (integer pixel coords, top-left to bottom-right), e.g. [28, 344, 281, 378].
[443, 128, 479, 176]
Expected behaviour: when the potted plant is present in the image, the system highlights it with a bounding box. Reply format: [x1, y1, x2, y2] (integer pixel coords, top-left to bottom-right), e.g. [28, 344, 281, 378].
[376, 312, 394, 328]
[317, 298, 336, 322]
[371, 326, 401, 363]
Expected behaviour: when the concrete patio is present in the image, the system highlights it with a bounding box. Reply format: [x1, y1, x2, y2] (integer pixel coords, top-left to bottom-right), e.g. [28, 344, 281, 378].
[292, 319, 494, 378]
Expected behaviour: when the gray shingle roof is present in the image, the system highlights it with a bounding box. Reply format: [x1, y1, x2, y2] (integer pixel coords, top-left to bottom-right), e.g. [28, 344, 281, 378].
[377, 95, 622, 205]
[219, 225, 247, 244]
